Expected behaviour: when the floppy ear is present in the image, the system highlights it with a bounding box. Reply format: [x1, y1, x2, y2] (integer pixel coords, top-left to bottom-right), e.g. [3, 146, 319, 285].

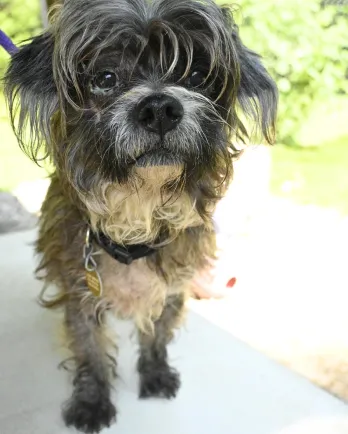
[4, 33, 58, 162]
[221, 8, 278, 144]
[234, 30, 278, 144]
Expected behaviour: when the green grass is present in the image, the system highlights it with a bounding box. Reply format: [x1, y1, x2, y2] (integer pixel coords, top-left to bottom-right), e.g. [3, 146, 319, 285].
[0, 117, 47, 191]
[0, 94, 48, 191]
[271, 138, 348, 215]
[270, 96, 348, 215]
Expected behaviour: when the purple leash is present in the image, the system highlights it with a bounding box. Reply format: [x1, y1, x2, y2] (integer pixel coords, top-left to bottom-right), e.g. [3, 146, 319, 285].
[0, 29, 18, 55]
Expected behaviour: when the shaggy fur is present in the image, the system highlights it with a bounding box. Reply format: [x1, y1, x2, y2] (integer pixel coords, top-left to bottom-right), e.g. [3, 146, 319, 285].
[5, 0, 277, 432]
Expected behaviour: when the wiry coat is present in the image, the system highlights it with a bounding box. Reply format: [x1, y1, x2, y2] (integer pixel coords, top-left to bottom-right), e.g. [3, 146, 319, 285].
[5, 0, 277, 432]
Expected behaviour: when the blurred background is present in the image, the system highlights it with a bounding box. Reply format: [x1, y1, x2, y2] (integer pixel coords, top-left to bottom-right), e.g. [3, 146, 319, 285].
[1, 0, 348, 402]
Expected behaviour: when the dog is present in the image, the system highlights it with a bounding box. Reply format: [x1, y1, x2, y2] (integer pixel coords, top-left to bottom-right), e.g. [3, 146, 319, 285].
[5, 0, 277, 432]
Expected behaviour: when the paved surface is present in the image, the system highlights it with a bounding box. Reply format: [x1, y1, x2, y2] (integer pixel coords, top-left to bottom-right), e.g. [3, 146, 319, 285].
[0, 230, 347, 434]
[193, 195, 348, 401]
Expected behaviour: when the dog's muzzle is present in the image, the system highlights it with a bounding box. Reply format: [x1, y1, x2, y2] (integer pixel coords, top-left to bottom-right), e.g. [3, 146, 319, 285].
[133, 93, 185, 167]
[135, 93, 184, 137]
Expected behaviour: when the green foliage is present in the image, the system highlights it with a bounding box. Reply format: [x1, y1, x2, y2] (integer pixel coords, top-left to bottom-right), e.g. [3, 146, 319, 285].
[233, 0, 348, 144]
[0, 1, 43, 190]
[0, 0, 41, 73]
[0, 0, 347, 145]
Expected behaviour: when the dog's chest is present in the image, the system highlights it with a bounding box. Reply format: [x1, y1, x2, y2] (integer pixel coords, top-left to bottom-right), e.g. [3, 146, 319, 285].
[98, 252, 170, 324]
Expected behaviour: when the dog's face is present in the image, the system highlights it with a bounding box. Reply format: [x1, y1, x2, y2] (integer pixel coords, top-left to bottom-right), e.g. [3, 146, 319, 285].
[6, 0, 277, 219]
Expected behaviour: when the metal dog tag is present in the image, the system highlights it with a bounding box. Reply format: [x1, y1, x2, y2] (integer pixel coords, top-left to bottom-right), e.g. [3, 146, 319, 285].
[85, 269, 103, 297]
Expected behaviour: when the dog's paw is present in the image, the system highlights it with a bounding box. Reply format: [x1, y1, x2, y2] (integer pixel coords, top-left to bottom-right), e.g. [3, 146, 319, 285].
[139, 364, 181, 399]
[62, 395, 117, 433]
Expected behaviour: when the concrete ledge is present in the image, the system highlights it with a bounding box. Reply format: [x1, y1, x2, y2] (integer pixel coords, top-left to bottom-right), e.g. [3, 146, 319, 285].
[0, 230, 347, 434]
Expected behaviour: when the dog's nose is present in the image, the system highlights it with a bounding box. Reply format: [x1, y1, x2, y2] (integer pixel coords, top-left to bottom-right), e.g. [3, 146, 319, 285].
[136, 94, 184, 136]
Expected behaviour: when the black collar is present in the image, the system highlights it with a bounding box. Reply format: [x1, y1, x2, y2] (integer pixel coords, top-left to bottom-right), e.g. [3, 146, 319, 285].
[90, 230, 157, 265]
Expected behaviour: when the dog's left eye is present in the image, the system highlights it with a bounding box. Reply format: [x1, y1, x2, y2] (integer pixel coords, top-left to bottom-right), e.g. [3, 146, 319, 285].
[187, 71, 206, 88]
[92, 71, 118, 91]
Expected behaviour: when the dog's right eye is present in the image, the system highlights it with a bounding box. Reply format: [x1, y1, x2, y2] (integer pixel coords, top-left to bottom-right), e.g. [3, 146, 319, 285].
[92, 71, 118, 92]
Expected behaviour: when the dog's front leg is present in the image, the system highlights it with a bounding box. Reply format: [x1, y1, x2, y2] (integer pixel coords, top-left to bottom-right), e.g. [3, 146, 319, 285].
[62, 294, 116, 434]
[137, 293, 184, 399]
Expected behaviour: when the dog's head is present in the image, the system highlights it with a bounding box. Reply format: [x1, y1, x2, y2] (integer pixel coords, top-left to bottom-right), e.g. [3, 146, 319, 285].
[5, 0, 277, 225]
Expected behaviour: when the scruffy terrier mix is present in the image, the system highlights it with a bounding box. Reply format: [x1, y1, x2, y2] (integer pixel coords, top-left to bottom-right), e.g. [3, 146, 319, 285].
[5, 0, 277, 432]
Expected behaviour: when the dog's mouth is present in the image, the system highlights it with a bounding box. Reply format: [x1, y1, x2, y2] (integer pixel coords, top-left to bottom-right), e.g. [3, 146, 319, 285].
[135, 147, 181, 167]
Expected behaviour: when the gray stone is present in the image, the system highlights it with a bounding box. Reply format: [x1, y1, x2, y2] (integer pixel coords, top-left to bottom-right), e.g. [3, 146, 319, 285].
[0, 192, 37, 234]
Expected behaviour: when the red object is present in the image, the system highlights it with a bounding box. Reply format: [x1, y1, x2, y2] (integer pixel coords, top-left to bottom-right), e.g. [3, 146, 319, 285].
[226, 277, 237, 288]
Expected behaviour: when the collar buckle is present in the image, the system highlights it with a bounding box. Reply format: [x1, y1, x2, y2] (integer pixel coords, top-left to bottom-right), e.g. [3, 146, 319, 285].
[112, 245, 135, 265]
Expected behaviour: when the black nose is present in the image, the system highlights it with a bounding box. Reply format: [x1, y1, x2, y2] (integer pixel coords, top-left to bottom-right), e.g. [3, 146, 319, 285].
[136, 94, 184, 137]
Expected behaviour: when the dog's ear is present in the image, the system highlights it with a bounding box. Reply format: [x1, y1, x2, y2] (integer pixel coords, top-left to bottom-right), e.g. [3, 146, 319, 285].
[221, 8, 278, 144]
[4, 33, 58, 162]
